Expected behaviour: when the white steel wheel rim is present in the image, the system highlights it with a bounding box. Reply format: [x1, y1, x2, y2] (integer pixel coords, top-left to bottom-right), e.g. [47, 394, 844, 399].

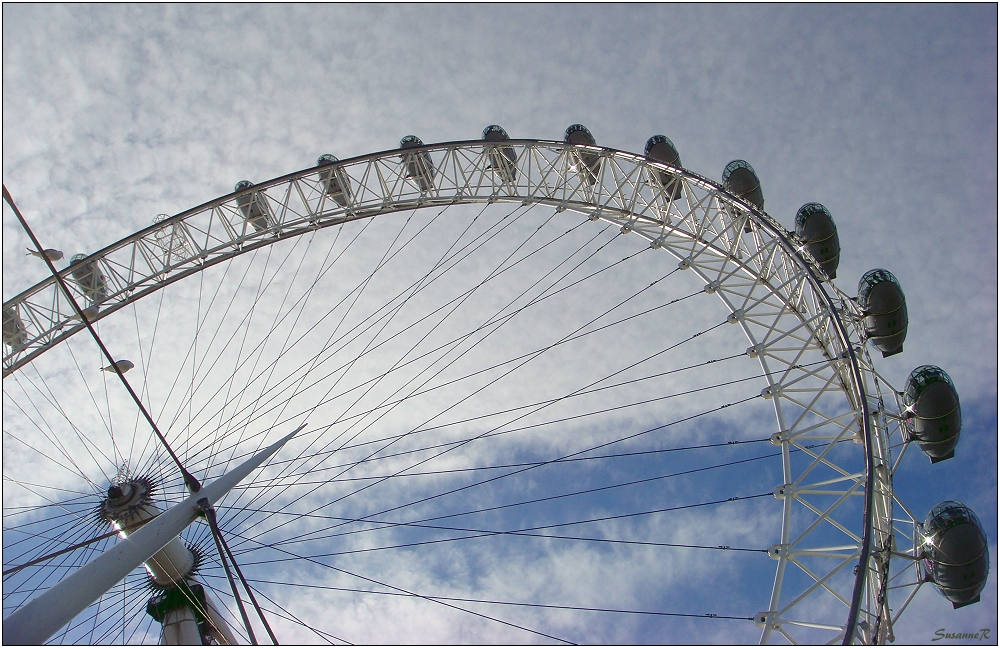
[2, 140, 893, 644]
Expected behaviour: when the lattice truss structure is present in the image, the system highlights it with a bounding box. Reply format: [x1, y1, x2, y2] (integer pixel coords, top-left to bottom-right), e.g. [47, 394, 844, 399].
[4, 139, 917, 644]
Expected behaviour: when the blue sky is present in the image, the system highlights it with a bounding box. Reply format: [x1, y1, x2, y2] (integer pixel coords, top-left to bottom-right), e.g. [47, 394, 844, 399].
[3, 4, 996, 645]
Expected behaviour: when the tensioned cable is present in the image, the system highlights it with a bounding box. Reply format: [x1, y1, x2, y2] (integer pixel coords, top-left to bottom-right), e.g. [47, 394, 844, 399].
[216, 495, 771, 643]
[18, 357, 117, 483]
[224, 383, 759, 554]
[231, 444, 784, 555]
[5, 183, 202, 494]
[197, 574, 344, 645]
[236, 428, 794, 554]
[202, 204, 560, 526]
[223, 343, 755, 478]
[229, 357, 756, 488]
[221, 542, 577, 645]
[159, 201, 543, 468]
[220, 224, 660, 536]
[3, 390, 105, 490]
[134, 202, 584, 492]
[242, 577, 755, 622]
[204, 224, 343, 479]
[1, 435, 772, 579]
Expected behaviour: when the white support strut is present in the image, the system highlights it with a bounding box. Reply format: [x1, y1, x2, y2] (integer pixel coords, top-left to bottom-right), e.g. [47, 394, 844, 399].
[2, 424, 304, 646]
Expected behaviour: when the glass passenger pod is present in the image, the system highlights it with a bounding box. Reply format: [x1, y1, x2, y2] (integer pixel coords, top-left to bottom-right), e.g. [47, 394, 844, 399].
[903, 365, 961, 463]
[234, 180, 273, 232]
[564, 124, 601, 186]
[316, 154, 353, 208]
[857, 268, 908, 357]
[922, 501, 990, 609]
[2, 306, 28, 351]
[722, 160, 763, 233]
[68, 253, 108, 303]
[482, 125, 517, 183]
[644, 135, 683, 200]
[399, 135, 436, 192]
[794, 203, 841, 280]
[722, 159, 764, 209]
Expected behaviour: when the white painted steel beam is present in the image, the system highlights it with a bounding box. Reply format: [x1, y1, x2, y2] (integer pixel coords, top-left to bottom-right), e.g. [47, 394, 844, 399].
[2, 424, 303, 645]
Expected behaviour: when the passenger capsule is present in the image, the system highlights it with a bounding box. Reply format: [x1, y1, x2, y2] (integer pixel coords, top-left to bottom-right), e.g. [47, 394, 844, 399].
[564, 124, 601, 186]
[904, 365, 961, 463]
[400, 135, 436, 192]
[644, 135, 683, 199]
[234, 180, 273, 232]
[316, 154, 353, 208]
[483, 125, 517, 183]
[722, 160, 764, 210]
[3, 306, 27, 351]
[857, 269, 908, 357]
[922, 501, 989, 608]
[69, 254, 107, 303]
[794, 203, 841, 280]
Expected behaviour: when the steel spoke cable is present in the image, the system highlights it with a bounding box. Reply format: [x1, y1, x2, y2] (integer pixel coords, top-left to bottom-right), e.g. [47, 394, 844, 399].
[241, 577, 754, 623]
[247, 350, 749, 478]
[205, 224, 344, 479]
[146, 206, 600, 480]
[234, 432, 786, 555]
[20, 353, 118, 480]
[215, 228, 644, 468]
[258, 289, 714, 529]
[278, 215, 621, 471]
[221, 231, 660, 542]
[205, 206, 427, 486]
[125, 283, 168, 488]
[5, 184, 204, 493]
[168, 214, 602, 476]
[2, 522, 113, 613]
[235, 203, 482, 482]
[227, 380, 758, 553]
[260, 206, 575, 499]
[3, 385, 107, 489]
[198, 574, 344, 645]
[224, 490, 773, 569]
[59, 333, 120, 461]
[230, 367, 762, 493]
[258, 202, 530, 478]
[150, 246, 250, 438]
[214, 538, 577, 645]
[195, 201, 525, 434]
[192, 205, 556, 524]
[2, 515, 150, 577]
[219, 301, 722, 553]
[242, 436, 769, 489]
[172, 200, 542, 456]
[200, 228, 320, 481]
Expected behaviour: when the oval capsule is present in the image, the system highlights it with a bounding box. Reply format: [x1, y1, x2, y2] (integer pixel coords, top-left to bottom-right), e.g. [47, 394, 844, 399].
[722, 160, 764, 210]
[316, 154, 353, 207]
[922, 501, 989, 608]
[564, 124, 601, 186]
[904, 365, 961, 462]
[857, 269, 908, 357]
[69, 254, 108, 303]
[400, 135, 436, 192]
[3, 306, 27, 351]
[483, 125, 517, 183]
[794, 203, 841, 280]
[644, 135, 683, 199]
[234, 180, 273, 232]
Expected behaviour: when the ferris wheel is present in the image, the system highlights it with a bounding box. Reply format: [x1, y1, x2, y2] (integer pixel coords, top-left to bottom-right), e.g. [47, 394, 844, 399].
[2, 125, 988, 645]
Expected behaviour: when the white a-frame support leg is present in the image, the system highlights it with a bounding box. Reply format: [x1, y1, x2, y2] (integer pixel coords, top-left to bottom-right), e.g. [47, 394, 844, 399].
[3, 425, 303, 645]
